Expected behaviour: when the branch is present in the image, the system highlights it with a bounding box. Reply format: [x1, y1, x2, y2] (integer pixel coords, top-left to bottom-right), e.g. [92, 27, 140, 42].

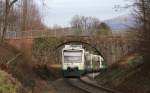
[9, 0, 18, 7]
[6, 53, 22, 65]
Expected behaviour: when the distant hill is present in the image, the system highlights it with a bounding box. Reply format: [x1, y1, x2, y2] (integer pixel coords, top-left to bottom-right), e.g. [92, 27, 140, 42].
[104, 15, 136, 31]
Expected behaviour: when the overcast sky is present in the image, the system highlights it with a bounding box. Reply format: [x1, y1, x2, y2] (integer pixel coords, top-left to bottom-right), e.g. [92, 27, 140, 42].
[37, 0, 132, 27]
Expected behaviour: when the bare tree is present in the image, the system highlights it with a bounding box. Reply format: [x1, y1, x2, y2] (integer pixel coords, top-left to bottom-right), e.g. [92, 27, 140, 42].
[1, 0, 18, 42]
[20, 0, 44, 31]
[70, 15, 101, 35]
[0, 1, 4, 31]
[70, 15, 82, 35]
[134, 0, 150, 63]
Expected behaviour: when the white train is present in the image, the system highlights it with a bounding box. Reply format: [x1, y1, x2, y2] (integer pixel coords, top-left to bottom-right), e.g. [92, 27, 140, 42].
[62, 45, 104, 77]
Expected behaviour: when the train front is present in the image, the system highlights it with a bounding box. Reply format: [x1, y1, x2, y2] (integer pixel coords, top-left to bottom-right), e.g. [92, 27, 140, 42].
[62, 45, 85, 77]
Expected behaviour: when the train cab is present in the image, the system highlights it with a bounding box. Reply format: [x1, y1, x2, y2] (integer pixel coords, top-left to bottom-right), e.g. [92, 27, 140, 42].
[62, 45, 85, 77]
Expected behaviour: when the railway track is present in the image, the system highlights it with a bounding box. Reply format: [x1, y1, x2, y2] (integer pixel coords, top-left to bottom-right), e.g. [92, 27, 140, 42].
[65, 76, 121, 93]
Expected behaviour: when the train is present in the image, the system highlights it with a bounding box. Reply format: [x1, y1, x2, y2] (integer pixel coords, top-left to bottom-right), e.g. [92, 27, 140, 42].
[62, 45, 104, 77]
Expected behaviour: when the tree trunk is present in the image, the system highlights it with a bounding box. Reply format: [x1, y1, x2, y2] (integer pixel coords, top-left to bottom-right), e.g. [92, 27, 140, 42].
[1, 0, 10, 43]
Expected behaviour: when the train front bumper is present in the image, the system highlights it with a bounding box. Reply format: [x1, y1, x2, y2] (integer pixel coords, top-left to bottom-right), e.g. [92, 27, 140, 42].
[63, 68, 84, 77]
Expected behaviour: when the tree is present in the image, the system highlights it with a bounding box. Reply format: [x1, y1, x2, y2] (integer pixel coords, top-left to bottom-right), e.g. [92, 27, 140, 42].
[134, 0, 150, 63]
[70, 15, 100, 35]
[0, 0, 44, 42]
[70, 15, 82, 35]
[96, 22, 112, 35]
[1, 0, 18, 43]
[20, 0, 44, 31]
[0, 1, 4, 31]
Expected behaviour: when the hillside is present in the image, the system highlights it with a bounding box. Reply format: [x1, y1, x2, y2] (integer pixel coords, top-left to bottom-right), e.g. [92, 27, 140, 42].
[0, 44, 19, 70]
[116, 64, 150, 93]
[0, 44, 26, 93]
[104, 15, 136, 31]
[96, 53, 150, 93]
[0, 43, 61, 93]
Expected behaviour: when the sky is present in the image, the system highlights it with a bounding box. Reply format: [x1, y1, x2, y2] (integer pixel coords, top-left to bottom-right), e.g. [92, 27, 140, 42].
[37, 0, 132, 27]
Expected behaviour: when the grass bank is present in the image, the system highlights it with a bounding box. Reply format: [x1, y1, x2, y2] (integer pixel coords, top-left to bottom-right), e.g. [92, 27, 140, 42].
[95, 53, 148, 93]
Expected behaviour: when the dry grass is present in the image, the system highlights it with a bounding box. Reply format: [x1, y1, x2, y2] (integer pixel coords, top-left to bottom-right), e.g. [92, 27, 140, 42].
[96, 53, 145, 93]
[116, 64, 150, 93]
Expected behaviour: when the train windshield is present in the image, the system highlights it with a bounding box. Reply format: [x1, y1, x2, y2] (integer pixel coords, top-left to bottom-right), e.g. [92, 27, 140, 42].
[63, 51, 82, 63]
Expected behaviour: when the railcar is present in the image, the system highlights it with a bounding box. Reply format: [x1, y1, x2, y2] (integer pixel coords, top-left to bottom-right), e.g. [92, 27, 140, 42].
[62, 45, 85, 77]
[62, 45, 104, 77]
[85, 52, 104, 72]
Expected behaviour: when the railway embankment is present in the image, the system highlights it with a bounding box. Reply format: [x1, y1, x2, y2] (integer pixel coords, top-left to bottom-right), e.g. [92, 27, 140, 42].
[0, 43, 62, 93]
[0, 43, 24, 93]
[95, 53, 150, 93]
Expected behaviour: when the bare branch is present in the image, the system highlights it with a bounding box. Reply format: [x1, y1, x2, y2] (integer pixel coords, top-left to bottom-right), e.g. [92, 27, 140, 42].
[9, 0, 18, 7]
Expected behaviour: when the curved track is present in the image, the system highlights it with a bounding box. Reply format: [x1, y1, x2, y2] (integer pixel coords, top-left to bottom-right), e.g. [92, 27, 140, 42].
[65, 76, 121, 93]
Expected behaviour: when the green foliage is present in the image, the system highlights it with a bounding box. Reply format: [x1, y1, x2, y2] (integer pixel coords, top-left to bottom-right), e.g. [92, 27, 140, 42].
[33, 37, 62, 64]
[96, 22, 112, 35]
[98, 22, 111, 30]
[127, 55, 143, 67]
[27, 80, 36, 88]
[0, 70, 21, 93]
[74, 28, 82, 36]
[33, 37, 62, 54]
[34, 37, 62, 50]
[96, 29, 111, 35]
[34, 65, 54, 80]
[96, 66, 126, 84]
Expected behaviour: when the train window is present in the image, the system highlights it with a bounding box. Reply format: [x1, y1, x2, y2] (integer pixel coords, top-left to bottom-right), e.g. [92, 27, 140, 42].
[63, 51, 82, 63]
[64, 51, 82, 56]
[64, 56, 82, 63]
